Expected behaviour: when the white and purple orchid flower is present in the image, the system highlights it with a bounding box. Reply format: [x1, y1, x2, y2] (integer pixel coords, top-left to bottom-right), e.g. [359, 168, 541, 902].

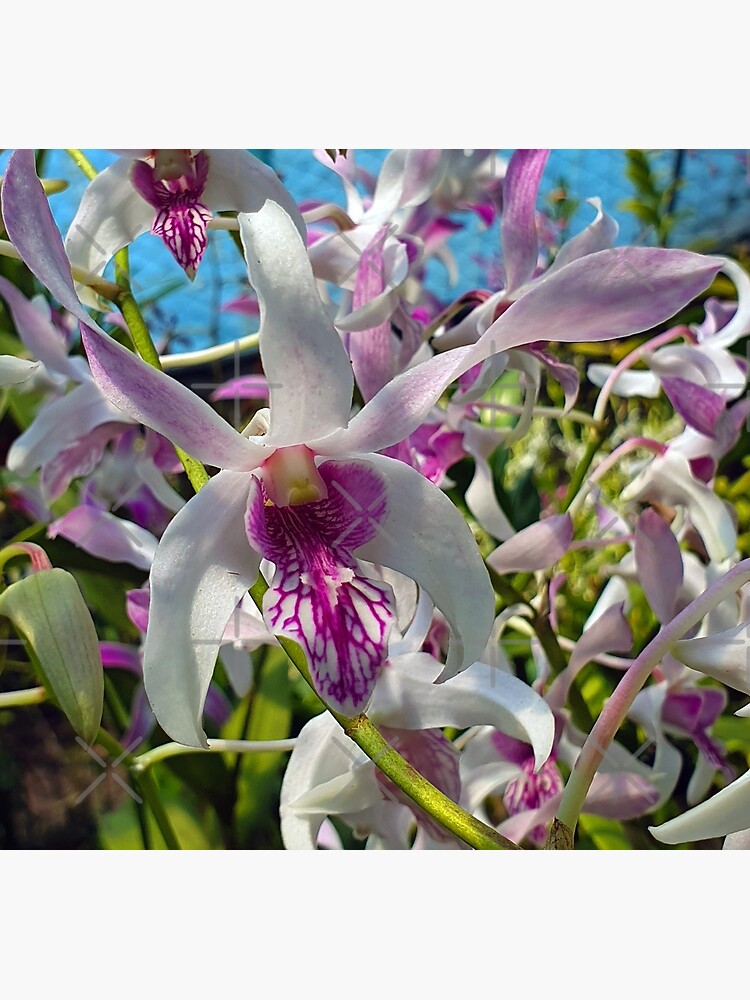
[64, 148, 304, 304]
[2, 148, 724, 754]
[280, 618, 555, 850]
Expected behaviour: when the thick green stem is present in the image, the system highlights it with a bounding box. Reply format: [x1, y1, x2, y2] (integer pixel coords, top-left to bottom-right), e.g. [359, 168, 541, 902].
[247, 579, 519, 850]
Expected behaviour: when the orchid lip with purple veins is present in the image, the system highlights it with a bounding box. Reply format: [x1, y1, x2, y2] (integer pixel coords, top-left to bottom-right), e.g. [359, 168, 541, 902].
[131, 150, 212, 279]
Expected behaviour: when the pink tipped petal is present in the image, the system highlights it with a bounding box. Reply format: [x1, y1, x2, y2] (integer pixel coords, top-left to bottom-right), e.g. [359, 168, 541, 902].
[126, 587, 150, 634]
[349, 226, 397, 401]
[354, 454, 494, 684]
[99, 642, 142, 674]
[472, 248, 724, 359]
[246, 460, 395, 714]
[634, 509, 684, 623]
[661, 376, 726, 439]
[143, 471, 261, 748]
[547, 603, 633, 711]
[3, 150, 104, 319]
[650, 768, 750, 843]
[0, 277, 80, 381]
[239, 202, 354, 445]
[316, 344, 475, 456]
[48, 505, 157, 570]
[211, 374, 269, 402]
[622, 450, 736, 564]
[41, 422, 123, 503]
[501, 149, 550, 292]
[78, 324, 269, 471]
[548, 197, 619, 272]
[487, 514, 574, 575]
[585, 771, 660, 819]
[371, 653, 555, 771]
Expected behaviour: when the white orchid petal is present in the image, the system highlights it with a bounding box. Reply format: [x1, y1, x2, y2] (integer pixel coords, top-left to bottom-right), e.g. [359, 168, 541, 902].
[143, 471, 260, 748]
[0, 355, 40, 386]
[370, 653, 555, 771]
[650, 768, 750, 843]
[355, 454, 494, 683]
[239, 202, 353, 445]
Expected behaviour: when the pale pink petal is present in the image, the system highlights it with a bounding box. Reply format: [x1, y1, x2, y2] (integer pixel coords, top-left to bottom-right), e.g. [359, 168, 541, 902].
[634, 509, 683, 623]
[500, 149, 549, 293]
[487, 514, 574, 574]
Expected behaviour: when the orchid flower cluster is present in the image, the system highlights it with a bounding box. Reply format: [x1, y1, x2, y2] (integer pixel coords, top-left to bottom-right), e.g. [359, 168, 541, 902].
[1, 146, 750, 851]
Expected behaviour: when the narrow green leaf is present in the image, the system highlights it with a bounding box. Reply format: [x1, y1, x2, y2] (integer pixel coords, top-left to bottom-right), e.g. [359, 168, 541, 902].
[0, 569, 103, 743]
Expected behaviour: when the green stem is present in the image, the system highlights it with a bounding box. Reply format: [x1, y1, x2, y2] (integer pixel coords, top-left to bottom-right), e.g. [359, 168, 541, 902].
[0, 686, 46, 709]
[95, 728, 181, 850]
[65, 148, 98, 181]
[133, 738, 297, 772]
[560, 420, 610, 514]
[247, 579, 518, 850]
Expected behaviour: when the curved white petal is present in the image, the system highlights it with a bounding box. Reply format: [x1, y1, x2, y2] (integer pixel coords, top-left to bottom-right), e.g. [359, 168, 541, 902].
[370, 652, 555, 771]
[239, 202, 353, 445]
[587, 363, 661, 398]
[355, 454, 494, 683]
[704, 258, 750, 348]
[650, 768, 750, 844]
[203, 149, 305, 237]
[64, 158, 154, 309]
[143, 471, 260, 747]
[671, 621, 750, 696]
[0, 355, 40, 386]
[548, 197, 619, 272]
[280, 712, 379, 850]
[462, 422, 515, 542]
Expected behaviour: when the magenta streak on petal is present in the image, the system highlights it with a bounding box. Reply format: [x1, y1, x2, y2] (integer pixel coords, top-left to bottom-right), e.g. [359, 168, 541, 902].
[503, 757, 564, 846]
[126, 587, 150, 634]
[350, 226, 395, 402]
[99, 642, 142, 674]
[245, 460, 395, 714]
[131, 151, 212, 278]
[40, 421, 123, 502]
[501, 149, 550, 293]
[661, 375, 726, 439]
[383, 422, 465, 485]
[376, 726, 461, 843]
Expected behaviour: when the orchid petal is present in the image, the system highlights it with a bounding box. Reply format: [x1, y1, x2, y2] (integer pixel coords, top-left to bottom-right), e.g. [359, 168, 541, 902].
[487, 514, 574, 575]
[587, 364, 662, 398]
[7, 381, 124, 479]
[315, 344, 474, 456]
[63, 158, 154, 307]
[462, 421, 515, 542]
[671, 621, 750, 696]
[355, 454, 494, 683]
[280, 712, 378, 850]
[143, 471, 260, 747]
[239, 201, 353, 445]
[723, 828, 750, 850]
[703, 258, 750, 348]
[471, 248, 724, 359]
[622, 450, 736, 564]
[0, 277, 81, 381]
[548, 197, 619, 272]
[661, 376, 726, 439]
[501, 149, 549, 293]
[0, 355, 40, 386]
[202, 149, 305, 237]
[547, 603, 633, 711]
[370, 653, 555, 771]
[634, 509, 683, 623]
[650, 768, 750, 843]
[79, 325, 269, 471]
[48, 505, 157, 570]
